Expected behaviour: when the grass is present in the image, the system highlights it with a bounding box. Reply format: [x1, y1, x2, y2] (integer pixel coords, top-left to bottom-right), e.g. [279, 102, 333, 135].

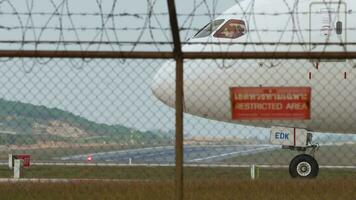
[0, 166, 355, 199]
[0, 179, 356, 200]
[1, 165, 356, 180]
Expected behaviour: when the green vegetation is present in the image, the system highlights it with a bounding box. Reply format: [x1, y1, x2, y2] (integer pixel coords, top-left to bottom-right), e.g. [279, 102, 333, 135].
[0, 166, 356, 200]
[0, 99, 130, 135]
[0, 98, 173, 145]
[0, 179, 355, 200]
[2, 179, 356, 200]
[0, 134, 68, 145]
[1, 165, 356, 180]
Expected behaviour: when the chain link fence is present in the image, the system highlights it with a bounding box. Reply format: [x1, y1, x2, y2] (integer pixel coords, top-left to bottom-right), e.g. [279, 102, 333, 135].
[180, 58, 356, 166]
[0, 58, 175, 164]
[0, 0, 356, 200]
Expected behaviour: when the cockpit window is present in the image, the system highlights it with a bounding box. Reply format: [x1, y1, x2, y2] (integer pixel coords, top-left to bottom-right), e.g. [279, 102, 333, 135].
[214, 19, 246, 39]
[193, 19, 225, 38]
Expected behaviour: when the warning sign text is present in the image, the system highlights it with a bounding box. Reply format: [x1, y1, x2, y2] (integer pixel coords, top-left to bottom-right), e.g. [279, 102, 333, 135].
[230, 87, 311, 120]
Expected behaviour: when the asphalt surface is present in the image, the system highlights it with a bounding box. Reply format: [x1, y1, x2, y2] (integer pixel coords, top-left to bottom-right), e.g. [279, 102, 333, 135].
[60, 145, 277, 164]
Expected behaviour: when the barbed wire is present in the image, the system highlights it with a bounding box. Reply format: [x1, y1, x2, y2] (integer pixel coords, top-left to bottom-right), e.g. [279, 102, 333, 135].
[1, 40, 356, 46]
[0, 10, 354, 17]
[0, 0, 355, 56]
[2, 26, 356, 33]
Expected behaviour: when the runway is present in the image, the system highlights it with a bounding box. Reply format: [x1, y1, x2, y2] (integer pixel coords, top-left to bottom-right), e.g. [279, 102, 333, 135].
[60, 145, 277, 164]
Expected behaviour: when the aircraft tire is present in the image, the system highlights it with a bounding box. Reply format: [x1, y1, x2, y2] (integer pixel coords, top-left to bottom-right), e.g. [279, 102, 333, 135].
[289, 154, 319, 178]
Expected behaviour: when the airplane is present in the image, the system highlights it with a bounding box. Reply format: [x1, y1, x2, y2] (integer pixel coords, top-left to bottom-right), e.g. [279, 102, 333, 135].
[152, 0, 356, 178]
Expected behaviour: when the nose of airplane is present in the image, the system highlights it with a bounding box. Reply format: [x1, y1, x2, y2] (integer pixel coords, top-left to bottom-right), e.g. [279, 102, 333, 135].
[151, 60, 176, 108]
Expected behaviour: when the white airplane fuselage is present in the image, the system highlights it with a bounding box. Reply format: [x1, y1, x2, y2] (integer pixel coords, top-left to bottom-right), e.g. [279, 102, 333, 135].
[152, 0, 356, 134]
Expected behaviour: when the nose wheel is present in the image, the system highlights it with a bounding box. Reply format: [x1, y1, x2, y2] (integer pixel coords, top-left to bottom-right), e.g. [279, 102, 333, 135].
[289, 154, 319, 178]
[270, 126, 320, 178]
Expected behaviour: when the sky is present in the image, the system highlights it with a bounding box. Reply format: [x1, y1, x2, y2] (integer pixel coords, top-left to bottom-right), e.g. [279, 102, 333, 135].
[0, 0, 257, 137]
[0, 0, 354, 142]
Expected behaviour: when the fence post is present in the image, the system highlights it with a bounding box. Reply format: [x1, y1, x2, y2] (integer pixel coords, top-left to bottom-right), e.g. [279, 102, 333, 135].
[167, 0, 183, 200]
[14, 159, 21, 179]
[175, 58, 184, 200]
[251, 165, 256, 180]
[8, 154, 13, 169]
[251, 164, 260, 180]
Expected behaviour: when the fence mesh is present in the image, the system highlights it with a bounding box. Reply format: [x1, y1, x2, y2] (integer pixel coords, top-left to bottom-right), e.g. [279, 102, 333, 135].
[0, 0, 356, 200]
[0, 58, 175, 163]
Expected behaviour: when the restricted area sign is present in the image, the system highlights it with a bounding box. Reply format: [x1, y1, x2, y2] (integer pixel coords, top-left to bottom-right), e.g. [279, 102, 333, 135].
[230, 87, 311, 120]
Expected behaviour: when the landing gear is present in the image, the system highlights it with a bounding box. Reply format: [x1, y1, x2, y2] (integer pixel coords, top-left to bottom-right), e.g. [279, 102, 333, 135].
[289, 154, 319, 178]
[285, 143, 319, 178]
[270, 126, 320, 178]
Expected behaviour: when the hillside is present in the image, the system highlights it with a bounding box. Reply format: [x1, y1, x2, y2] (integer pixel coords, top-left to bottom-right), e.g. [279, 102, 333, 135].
[0, 99, 173, 145]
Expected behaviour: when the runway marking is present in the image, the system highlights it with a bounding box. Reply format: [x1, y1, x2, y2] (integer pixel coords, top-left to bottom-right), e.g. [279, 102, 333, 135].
[188, 146, 277, 162]
[59, 145, 274, 160]
[60, 145, 174, 160]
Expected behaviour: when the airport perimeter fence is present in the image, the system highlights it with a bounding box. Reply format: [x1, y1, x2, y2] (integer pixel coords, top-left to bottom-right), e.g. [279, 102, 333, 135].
[1, 0, 356, 200]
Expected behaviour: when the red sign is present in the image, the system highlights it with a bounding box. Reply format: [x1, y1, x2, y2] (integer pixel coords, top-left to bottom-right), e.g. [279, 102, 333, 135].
[230, 87, 311, 120]
[14, 154, 31, 167]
